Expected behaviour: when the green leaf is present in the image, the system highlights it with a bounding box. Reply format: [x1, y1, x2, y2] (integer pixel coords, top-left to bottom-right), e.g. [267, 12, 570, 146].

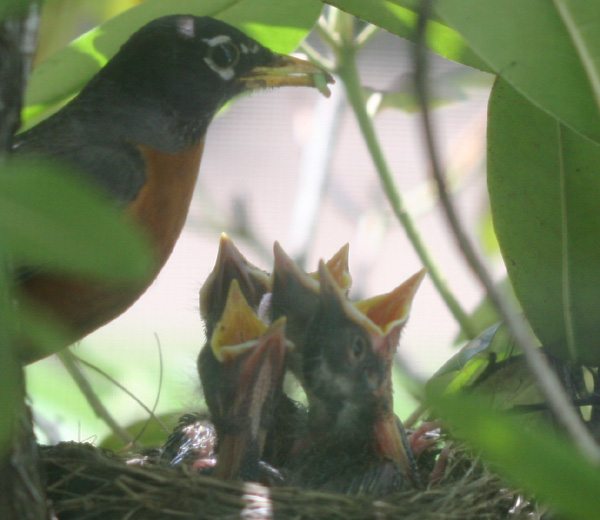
[326, 0, 489, 71]
[430, 0, 600, 144]
[428, 322, 511, 395]
[366, 67, 492, 115]
[0, 0, 36, 18]
[433, 394, 600, 520]
[454, 278, 518, 344]
[24, 0, 322, 122]
[17, 301, 78, 360]
[488, 79, 600, 364]
[0, 159, 154, 282]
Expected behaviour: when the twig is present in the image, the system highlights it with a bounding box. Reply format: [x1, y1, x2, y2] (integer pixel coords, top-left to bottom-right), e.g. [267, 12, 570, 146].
[330, 12, 478, 339]
[72, 348, 169, 434]
[355, 23, 380, 49]
[412, 0, 600, 462]
[130, 333, 167, 443]
[0, 5, 47, 519]
[58, 350, 137, 447]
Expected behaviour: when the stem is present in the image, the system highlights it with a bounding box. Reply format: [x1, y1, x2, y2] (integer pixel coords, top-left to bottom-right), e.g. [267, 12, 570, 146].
[355, 23, 380, 49]
[413, 0, 600, 462]
[73, 353, 169, 434]
[298, 41, 334, 72]
[58, 350, 137, 447]
[334, 23, 478, 340]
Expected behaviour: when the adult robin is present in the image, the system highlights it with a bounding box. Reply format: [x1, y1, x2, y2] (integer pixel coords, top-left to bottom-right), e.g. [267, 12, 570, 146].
[287, 262, 425, 495]
[11, 15, 333, 364]
[205, 280, 292, 482]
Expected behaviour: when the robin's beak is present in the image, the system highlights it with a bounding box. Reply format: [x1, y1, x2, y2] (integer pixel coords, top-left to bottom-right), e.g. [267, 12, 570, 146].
[308, 243, 352, 294]
[199, 233, 270, 329]
[355, 269, 426, 338]
[371, 411, 419, 484]
[214, 318, 290, 481]
[239, 53, 335, 97]
[210, 280, 267, 361]
[210, 281, 292, 481]
[336, 268, 426, 481]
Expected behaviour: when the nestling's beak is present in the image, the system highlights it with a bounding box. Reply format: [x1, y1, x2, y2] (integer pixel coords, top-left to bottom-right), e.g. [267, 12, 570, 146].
[239, 53, 335, 97]
[354, 268, 427, 343]
[199, 233, 270, 329]
[209, 281, 293, 481]
[213, 317, 291, 481]
[309, 243, 352, 293]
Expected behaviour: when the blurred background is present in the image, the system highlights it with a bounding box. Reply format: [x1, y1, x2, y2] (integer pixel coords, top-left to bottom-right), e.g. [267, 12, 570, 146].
[26, 0, 498, 446]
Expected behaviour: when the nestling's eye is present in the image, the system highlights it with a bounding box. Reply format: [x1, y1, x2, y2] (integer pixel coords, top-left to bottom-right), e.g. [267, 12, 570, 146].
[350, 334, 368, 361]
[209, 41, 240, 69]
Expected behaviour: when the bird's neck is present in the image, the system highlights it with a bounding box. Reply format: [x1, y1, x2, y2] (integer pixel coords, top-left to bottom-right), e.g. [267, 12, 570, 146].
[73, 85, 212, 152]
[306, 395, 380, 452]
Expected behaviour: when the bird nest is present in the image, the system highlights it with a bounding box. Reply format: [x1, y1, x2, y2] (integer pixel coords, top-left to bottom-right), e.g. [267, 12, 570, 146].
[42, 436, 537, 520]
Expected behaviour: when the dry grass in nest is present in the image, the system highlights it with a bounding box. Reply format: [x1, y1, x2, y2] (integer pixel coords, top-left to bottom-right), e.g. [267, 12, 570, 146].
[42, 438, 539, 520]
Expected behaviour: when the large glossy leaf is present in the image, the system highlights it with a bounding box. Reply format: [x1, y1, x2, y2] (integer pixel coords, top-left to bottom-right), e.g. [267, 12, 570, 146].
[0, 0, 36, 18]
[0, 159, 154, 281]
[453, 278, 518, 344]
[434, 393, 600, 520]
[488, 79, 600, 364]
[427, 322, 505, 395]
[428, 0, 600, 145]
[325, 0, 489, 71]
[24, 0, 322, 120]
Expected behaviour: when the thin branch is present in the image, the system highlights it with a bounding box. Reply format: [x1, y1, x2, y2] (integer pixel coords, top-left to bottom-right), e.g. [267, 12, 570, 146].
[72, 352, 169, 434]
[413, 0, 600, 462]
[0, 5, 46, 520]
[355, 23, 380, 49]
[0, 2, 39, 152]
[58, 350, 137, 447]
[331, 15, 478, 339]
[298, 41, 334, 72]
[129, 333, 167, 443]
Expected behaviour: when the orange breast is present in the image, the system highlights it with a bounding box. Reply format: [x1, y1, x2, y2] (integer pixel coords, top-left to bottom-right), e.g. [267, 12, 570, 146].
[130, 142, 204, 265]
[19, 142, 204, 362]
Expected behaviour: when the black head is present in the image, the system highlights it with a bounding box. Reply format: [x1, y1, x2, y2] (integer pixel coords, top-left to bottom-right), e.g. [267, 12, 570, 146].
[303, 263, 387, 431]
[270, 243, 320, 362]
[74, 16, 333, 150]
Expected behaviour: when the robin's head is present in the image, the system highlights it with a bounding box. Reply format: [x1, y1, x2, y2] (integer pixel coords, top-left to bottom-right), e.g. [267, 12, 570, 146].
[303, 262, 387, 432]
[77, 15, 333, 148]
[303, 264, 425, 435]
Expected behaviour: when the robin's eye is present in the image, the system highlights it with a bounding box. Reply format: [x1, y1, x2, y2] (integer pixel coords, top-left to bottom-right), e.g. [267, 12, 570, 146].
[202, 36, 241, 80]
[209, 41, 240, 69]
[350, 335, 368, 360]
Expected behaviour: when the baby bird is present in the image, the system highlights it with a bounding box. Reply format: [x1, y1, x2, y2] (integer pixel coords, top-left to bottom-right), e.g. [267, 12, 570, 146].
[288, 263, 425, 496]
[205, 280, 292, 481]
